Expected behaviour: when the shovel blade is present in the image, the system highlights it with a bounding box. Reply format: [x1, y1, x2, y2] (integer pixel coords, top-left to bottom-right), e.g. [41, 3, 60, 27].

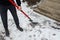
[29, 22, 40, 28]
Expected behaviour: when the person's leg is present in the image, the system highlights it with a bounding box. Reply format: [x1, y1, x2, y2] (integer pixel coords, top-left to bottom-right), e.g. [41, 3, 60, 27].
[0, 5, 9, 36]
[9, 5, 23, 31]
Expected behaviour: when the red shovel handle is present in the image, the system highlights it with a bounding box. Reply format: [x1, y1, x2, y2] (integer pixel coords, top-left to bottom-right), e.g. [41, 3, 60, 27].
[20, 10, 31, 19]
[20, 10, 33, 22]
[9, 0, 31, 20]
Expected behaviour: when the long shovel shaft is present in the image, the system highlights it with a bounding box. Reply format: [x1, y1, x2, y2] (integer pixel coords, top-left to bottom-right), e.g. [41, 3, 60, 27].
[9, 0, 32, 21]
[20, 10, 33, 22]
[20, 10, 31, 20]
[9, 0, 40, 27]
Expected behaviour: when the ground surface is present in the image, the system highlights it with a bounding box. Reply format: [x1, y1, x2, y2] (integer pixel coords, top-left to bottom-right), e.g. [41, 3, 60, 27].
[33, 0, 60, 22]
[0, 2, 60, 40]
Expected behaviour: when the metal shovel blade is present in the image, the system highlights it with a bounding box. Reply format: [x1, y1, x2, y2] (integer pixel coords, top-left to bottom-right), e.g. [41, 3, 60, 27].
[29, 21, 40, 28]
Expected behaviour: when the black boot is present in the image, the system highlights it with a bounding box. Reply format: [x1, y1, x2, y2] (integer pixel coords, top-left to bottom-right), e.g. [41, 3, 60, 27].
[17, 26, 23, 31]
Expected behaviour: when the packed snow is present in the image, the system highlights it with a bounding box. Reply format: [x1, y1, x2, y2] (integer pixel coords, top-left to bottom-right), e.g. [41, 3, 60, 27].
[0, 1, 60, 40]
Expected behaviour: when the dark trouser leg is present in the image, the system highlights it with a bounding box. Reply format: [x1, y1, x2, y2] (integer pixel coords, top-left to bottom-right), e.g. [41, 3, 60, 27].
[9, 5, 23, 31]
[0, 5, 9, 36]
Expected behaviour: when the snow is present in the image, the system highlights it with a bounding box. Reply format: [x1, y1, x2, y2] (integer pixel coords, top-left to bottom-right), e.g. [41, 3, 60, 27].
[0, 1, 60, 40]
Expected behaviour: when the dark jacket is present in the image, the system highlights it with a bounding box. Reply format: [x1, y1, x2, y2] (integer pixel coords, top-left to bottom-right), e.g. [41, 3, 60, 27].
[0, 0, 21, 6]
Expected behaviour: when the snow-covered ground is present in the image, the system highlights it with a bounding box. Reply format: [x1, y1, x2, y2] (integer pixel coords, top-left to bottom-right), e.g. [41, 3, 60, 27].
[0, 2, 60, 40]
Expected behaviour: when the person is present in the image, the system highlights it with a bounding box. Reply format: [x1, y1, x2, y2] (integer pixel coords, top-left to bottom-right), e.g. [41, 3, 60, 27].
[0, 0, 23, 36]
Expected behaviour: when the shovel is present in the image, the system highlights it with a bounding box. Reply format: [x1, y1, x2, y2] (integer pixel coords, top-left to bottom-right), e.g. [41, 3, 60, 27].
[20, 10, 40, 27]
[9, 0, 40, 27]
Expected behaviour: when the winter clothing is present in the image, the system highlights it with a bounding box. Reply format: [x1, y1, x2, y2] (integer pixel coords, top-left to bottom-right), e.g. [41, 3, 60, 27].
[0, 0, 23, 36]
[0, 0, 21, 6]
